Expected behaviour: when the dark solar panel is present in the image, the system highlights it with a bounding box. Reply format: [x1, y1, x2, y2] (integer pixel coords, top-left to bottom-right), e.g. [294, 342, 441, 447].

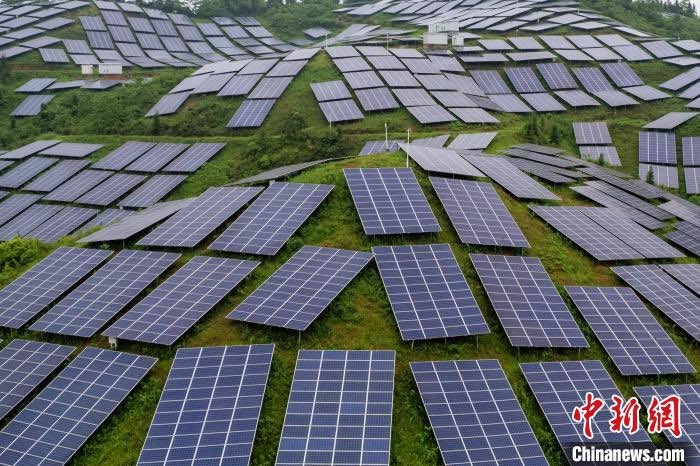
[461, 154, 559, 200]
[39, 142, 103, 158]
[566, 286, 695, 375]
[137, 186, 261, 247]
[227, 99, 275, 128]
[0, 157, 57, 189]
[311, 80, 352, 101]
[644, 111, 698, 130]
[137, 344, 274, 466]
[373, 244, 488, 340]
[0, 347, 156, 466]
[229, 246, 371, 330]
[30, 250, 180, 337]
[573, 67, 614, 92]
[583, 180, 672, 219]
[0, 204, 63, 240]
[145, 93, 191, 117]
[28, 206, 98, 242]
[126, 142, 189, 172]
[0, 194, 42, 227]
[431, 177, 529, 247]
[407, 105, 456, 124]
[117, 174, 186, 208]
[23, 159, 89, 192]
[0, 140, 60, 160]
[209, 182, 333, 255]
[570, 186, 665, 230]
[276, 350, 394, 466]
[521, 360, 659, 464]
[103, 256, 259, 345]
[572, 122, 611, 145]
[601, 62, 643, 87]
[345, 167, 440, 235]
[553, 89, 599, 107]
[470, 70, 511, 94]
[355, 87, 400, 112]
[504, 67, 546, 93]
[611, 265, 700, 343]
[401, 144, 484, 177]
[76, 208, 134, 234]
[0, 339, 75, 421]
[470, 253, 587, 348]
[412, 359, 547, 466]
[318, 99, 364, 123]
[76, 173, 146, 206]
[43, 169, 112, 202]
[0, 247, 112, 329]
[660, 263, 700, 294]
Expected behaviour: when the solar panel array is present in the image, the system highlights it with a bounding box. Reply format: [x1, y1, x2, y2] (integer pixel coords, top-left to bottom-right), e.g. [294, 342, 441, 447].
[373, 244, 488, 341]
[566, 286, 695, 375]
[229, 246, 372, 330]
[521, 360, 658, 463]
[30, 250, 180, 337]
[276, 350, 395, 466]
[0, 247, 111, 329]
[411, 359, 547, 466]
[462, 154, 560, 200]
[137, 186, 261, 247]
[0, 347, 156, 466]
[137, 344, 274, 466]
[345, 168, 441, 235]
[209, 182, 333, 255]
[430, 177, 529, 247]
[470, 253, 587, 348]
[0, 339, 75, 421]
[103, 256, 259, 345]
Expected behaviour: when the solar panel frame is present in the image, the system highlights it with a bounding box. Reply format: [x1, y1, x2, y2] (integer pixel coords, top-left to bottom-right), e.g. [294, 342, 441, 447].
[102, 256, 259, 345]
[344, 167, 441, 235]
[137, 344, 274, 466]
[0, 347, 156, 466]
[276, 349, 395, 466]
[431, 177, 529, 247]
[209, 182, 333, 255]
[137, 186, 262, 247]
[411, 359, 547, 466]
[374, 244, 488, 340]
[229, 246, 372, 330]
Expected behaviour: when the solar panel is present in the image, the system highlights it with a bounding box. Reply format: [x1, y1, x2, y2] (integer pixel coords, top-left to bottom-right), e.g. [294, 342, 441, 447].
[0, 193, 42, 227]
[470, 253, 587, 347]
[359, 140, 402, 156]
[378, 70, 419, 87]
[573, 121, 611, 145]
[666, 229, 700, 255]
[600, 62, 643, 87]
[530, 205, 644, 260]
[0, 247, 112, 329]
[319, 99, 364, 123]
[448, 132, 497, 151]
[39, 142, 103, 158]
[553, 89, 599, 107]
[450, 107, 500, 124]
[509, 36, 544, 50]
[400, 144, 484, 177]
[573, 67, 614, 93]
[639, 163, 679, 189]
[431, 177, 529, 247]
[554, 49, 592, 61]
[470, 70, 511, 94]
[621, 84, 670, 102]
[333, 56, 371, 73]
[0, 140, 60, 160]
[248, 76, 292, 99]
[0, 204, 63, 240]
[146, 93, 191, 117]
[641, 39, 682, 58]
[227, 99, 275, 128]
[30, 250, 179, 337]
[488, 94, 532, 113]
[570, 186, 664, 230]
[644, 111, 697, 130]
[407, 105, 456, 124]
[76, 208, 134, 234]
[276, 350, 394, 466]
[311, 80, 352, 101]
[116, 174, 186, 209]
[660, 67, 700, 91]
[521, 360, 659, 463]
[461, 154, 559, 200]
[584, 180, 671, 218]
[103, 256, 259, 345]
[37, 47, 66, 64]
[92, 141, 156, 170]
[209, 182, 332, 255]
[28, 206, 97, 241]
[373, 243, 488, 340]
[355, 87, 400, 112]
[520, 92, 566, 112]
[0, 157, 57, 189]
[638, 131, 676, 164]
[567, 286, 694, 375]
[76, 173, 146, 206]
[412, 359, 546, 466]
[10, 94, 54, 116]
[504, 67, 545, 93]
[43, 169, 112, 202]
[592, 89, 639, 107]
[681, 136, 700, 167]
[229, 246, 371, 330]
[345, 168, 440, 235]
[660, 200, 700, 226]
[15, 78, 56, 93]
[0, 347, 156, 466]
[137, 187, 261, 247]
[126, 142, 189, 172]
[137, 344, 274, 466]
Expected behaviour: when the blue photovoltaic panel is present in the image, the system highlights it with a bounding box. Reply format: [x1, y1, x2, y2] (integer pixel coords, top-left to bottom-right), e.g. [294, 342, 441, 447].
[611, 265, 700, 343]
[137, 344, 274, 466]
[373, 244, 488, 341]
[639, 131, 677, 164]
[162, 142, 226, 173]
[0, 247, 112, 329]
[0, 157, 57, 189]
[276, 350, 395, 466]
[209, 182, 333, 255]
[76, 173, 146, 206]
[521, 360, 659, 464]
[23, 159, 89, 192]
[344, 168, 440, 235]
[0, 347, 156, 466]
[660, 263, 700, 295]
[430, 177, 529, 247]
[137, 186, 262, 247]
[93, 141, 156, 170]
[28, 206, 98, 242]
[412, 359, 547, 466]
[0, 204, 63, 240]
[30, 250, 180, 337]
[76, 208, 135, 234]
[126, 143, 189, 172]
[536, 63, 578, 90]
[635, 384, 700, 464]
[229, 246, 372, 331]
[470, 253, 588, 348]
[0, 194, 42, 227]
[566, 286, 695, 375]
[43, 169, 113, 202]
[0, 339, 75, 421]
[227, 99, 275, 128]
[118, 174, 187, 208]
[103, 256, 259, 345]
